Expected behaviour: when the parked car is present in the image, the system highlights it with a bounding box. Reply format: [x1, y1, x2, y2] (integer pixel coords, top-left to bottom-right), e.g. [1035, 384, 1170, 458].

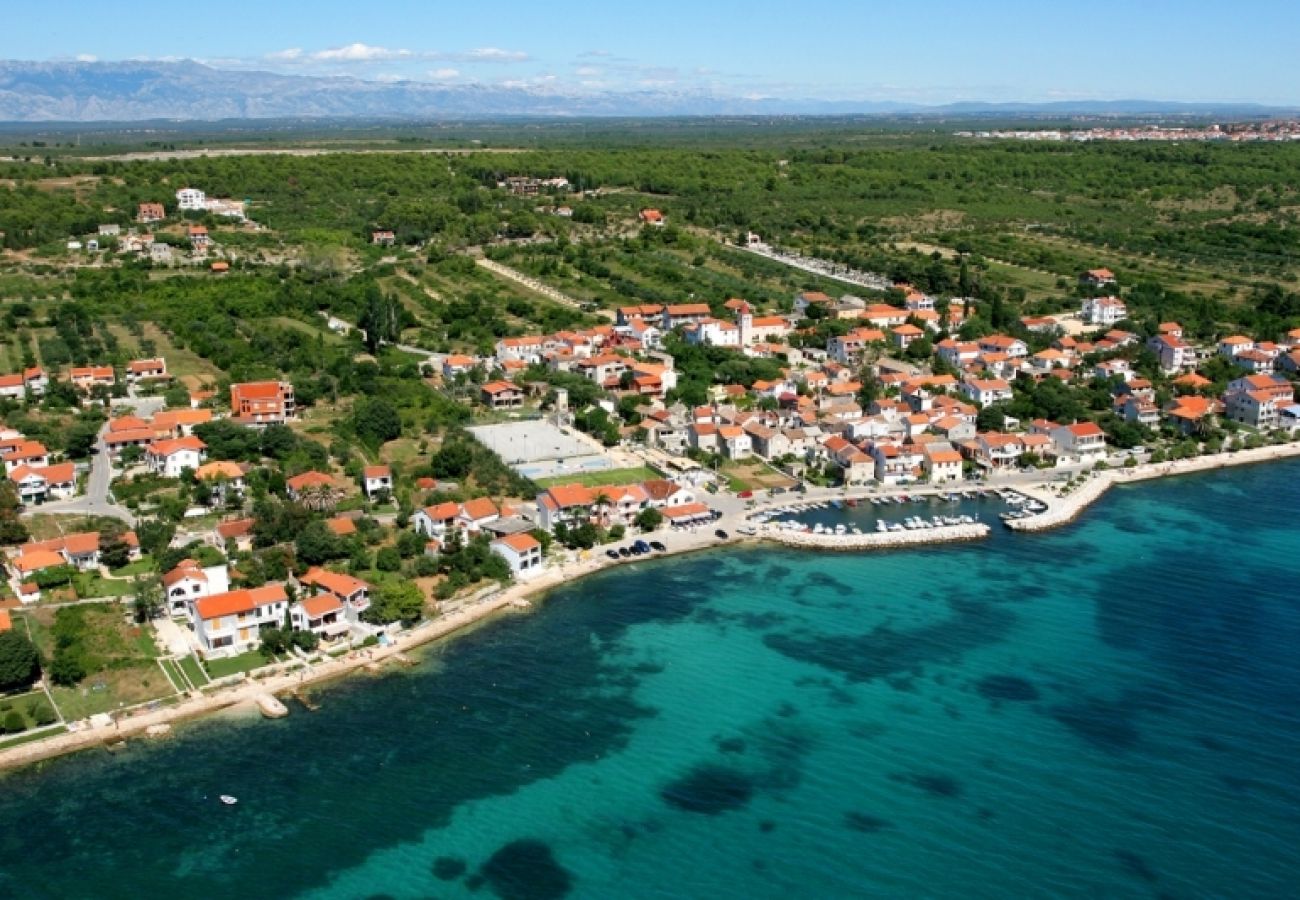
[605, 549, 620, 560]
[649, 541, 667, 552]
[714, 529, 729, 539]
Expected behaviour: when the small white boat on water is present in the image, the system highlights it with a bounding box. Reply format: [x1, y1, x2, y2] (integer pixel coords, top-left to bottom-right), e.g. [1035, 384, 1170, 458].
[220, 795, 238, 806]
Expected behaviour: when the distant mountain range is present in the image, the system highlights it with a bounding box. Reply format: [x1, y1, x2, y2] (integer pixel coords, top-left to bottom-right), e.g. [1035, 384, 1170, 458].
[0, 60, 1293, 122]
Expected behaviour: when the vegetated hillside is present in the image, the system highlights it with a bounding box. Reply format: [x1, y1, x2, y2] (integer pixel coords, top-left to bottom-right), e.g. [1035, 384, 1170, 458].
[1, 137, 1298, 358]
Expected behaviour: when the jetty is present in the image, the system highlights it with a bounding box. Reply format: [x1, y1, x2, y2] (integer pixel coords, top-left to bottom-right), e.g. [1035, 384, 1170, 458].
[761, 522, 989, 550]
[256, 694, 289, 719]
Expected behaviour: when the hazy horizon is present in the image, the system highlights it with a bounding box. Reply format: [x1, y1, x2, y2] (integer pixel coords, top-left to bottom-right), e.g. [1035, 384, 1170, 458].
[5, 0, 1300, 106]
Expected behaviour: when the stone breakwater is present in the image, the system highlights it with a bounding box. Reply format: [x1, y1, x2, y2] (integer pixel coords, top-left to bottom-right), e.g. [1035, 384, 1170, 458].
[761, 522, 990, 550]
[1007, 442, 1300, 533]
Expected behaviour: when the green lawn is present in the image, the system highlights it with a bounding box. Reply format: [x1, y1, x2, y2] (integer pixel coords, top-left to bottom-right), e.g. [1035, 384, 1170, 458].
[726, 475, 752, 493]
[73, 573, 135, 599]
[534, 465, 659, 488]
[178, 654, 210, 687]
[0, 690, 60, 734]
[157, 658, 184, 693]
[109, 557, 155, 577]
[0, 724, 67, 750]
[204, 649, 268, 680]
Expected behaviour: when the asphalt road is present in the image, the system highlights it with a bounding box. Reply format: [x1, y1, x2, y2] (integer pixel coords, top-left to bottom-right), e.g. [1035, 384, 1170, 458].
[23, 421, 137, 526]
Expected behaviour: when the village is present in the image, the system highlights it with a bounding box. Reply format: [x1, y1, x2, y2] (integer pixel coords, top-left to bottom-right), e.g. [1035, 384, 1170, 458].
[1, 174, 1299, 763]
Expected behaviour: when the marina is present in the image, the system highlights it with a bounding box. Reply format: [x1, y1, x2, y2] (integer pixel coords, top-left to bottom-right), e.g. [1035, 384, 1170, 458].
[744, 487, 1040, 535]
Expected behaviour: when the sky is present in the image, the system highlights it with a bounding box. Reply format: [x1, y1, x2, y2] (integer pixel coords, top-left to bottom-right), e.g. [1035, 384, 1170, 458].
[5, 0, 1300, 105]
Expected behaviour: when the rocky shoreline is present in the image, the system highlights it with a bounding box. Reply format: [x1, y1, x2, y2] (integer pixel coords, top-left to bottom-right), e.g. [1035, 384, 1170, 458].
[1008, 442, 1300, 532]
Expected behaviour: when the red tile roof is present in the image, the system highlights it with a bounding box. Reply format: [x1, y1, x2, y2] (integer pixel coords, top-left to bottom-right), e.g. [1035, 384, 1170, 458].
[496, 532, 541, 553]
[195, 584, 287, 620]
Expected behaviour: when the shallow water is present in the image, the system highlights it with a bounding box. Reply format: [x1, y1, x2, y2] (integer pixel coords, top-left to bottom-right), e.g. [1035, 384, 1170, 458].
[1, 462, 1299, 899]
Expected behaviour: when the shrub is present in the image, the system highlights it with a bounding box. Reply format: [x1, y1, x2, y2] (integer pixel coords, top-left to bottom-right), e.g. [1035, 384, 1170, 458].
[50, 648, 88, 686]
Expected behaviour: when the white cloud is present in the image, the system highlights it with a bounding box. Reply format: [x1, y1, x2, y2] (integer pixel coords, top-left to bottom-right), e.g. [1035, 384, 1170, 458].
[260, 44, 527, 68]
[428, 67, 460, 80]
[312, 43, 413, 62]
[75, 53, 98, 63]
[466, 47, 528, 62]
[575, 66, 600, 77]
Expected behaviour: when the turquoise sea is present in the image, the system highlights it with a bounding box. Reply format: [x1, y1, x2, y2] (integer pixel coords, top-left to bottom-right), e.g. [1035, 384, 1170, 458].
[2, 462, 1300, 899]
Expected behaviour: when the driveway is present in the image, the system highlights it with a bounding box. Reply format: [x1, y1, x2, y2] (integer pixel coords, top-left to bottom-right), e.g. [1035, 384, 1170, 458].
[154, 617, 195, 658]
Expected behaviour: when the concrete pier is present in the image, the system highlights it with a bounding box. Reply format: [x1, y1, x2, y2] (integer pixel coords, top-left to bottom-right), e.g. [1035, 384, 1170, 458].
[760, 522, 990, 550]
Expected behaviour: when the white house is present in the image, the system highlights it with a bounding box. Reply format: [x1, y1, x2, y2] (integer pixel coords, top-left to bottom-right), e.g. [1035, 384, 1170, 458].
[191, 584, 290, 659]
[1148, 333, 1195, 373]
[195, 461, 246, 505]
[1217, 335, 1254, 359]
[491, 533, 544, 579]
[923, 445, 964, 483]
[298, 568, 371, 618]
[413, 501, 462, 538]
[1052, 422, 1107, 463]
[6, 462, 77, 505]
[1081, 296, 1128, 327]
[363, 465, 393, 499]
[176, 187, 207, 210]
[145, 436, 207, 478]
[457, 497, 500, 533]
[960, 378, 1013, 407]
[162, 559, 230, 618]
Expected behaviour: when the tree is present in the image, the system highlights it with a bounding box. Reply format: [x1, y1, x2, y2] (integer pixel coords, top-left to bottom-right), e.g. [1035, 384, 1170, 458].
[358, 286, 403, 354]
[0, 481, 19, 515]
[295, 520, 341, 567]
[976, 405, 1007, 432]
[375, 546, 402, 571]
[131, 576, 164, 623]
[362, 579, 426, 625]
[64, 421, 100, 459]
[164, 383, 191, 408]
[0, 511, 28, 546]
[0, 630, 41, 691]
[99, 531, 132, 570]
[49, 648, 87, 686]
[352, 397, 402, 447]
[0, 480, 26, 544]
[134, 518, 175, 558]
[396, 530, 425, 559]
[430, 441, 473, 479]
[634, 507, 664, 532]
[260, 625, 290, 657]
